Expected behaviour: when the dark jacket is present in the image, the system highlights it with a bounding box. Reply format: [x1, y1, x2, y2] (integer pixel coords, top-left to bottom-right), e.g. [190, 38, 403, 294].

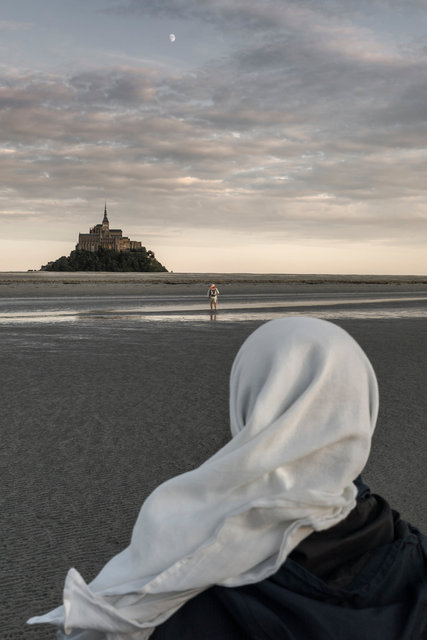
[152, 490, 427, 639]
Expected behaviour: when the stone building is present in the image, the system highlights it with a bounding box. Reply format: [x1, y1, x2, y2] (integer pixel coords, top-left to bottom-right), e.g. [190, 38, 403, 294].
[76, 205, 142, 252]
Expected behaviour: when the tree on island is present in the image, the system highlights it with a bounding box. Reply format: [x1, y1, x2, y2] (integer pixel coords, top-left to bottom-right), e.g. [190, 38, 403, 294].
[41, 247, 168, 272]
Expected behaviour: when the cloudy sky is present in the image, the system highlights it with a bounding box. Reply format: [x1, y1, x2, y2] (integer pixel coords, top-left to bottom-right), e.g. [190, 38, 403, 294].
[1, 0, 426, 273]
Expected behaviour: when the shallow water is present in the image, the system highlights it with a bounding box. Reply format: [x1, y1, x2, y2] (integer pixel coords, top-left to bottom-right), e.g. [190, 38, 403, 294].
[0, 291, 426, 326]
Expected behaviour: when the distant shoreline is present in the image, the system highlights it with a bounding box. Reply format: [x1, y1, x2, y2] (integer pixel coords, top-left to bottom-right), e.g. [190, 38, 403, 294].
[0, 272, 426, 298]
[1, 271, 426, 283]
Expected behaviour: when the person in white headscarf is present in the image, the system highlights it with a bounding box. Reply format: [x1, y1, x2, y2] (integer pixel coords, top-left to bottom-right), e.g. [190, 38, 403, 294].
[28, 317, 427, 640]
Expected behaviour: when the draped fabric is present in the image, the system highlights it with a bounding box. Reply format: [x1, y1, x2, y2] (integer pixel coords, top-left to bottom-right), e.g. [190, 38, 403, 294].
[28, 317, 379, 639]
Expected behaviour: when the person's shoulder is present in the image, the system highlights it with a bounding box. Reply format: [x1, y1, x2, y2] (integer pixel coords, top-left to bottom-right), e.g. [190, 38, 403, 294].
[408, 524, 427, 553]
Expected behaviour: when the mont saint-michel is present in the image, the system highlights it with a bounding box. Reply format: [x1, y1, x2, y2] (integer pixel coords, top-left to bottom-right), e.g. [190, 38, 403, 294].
[42, 206, 167, 272]
[76, 204, 143, 252]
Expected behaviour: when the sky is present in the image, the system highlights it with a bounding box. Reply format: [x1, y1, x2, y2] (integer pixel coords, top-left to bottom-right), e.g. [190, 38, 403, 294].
[0, 0, 426, 274]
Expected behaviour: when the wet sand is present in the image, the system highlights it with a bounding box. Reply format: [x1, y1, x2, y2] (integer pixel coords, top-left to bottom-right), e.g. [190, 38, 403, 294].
[1, 274, 426, 638]
[0, 270, 426, 298]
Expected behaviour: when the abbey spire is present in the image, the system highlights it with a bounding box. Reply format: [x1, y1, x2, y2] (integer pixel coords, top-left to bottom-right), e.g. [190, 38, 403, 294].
[102, 202, 109, 228]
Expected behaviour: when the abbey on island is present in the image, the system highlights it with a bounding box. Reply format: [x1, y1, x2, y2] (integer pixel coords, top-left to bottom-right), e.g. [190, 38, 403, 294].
[76, 204, 143, 253]
[40, 204, 167, 271]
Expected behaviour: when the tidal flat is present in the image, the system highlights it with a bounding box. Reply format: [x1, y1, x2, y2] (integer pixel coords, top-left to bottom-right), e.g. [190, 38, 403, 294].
[1, 272, 426, 638]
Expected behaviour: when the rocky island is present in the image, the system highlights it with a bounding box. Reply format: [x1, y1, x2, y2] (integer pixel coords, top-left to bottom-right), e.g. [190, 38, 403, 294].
[41, 205, 167, 272]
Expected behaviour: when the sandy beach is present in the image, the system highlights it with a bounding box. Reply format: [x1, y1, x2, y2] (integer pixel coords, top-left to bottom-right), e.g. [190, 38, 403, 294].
[1, 273, 426, 638]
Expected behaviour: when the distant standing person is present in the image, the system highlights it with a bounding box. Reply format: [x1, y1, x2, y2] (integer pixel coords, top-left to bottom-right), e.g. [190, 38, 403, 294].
[207, 283, 220, 311]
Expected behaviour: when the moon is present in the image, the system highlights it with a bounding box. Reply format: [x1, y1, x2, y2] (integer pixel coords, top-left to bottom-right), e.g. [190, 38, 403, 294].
[169, 33, 176, 42]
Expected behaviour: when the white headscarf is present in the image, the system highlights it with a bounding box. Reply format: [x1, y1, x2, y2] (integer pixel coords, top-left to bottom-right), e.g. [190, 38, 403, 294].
[28, 317, 379, 640]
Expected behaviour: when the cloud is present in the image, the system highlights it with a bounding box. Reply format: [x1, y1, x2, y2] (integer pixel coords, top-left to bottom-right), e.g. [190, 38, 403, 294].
[103, 0, 286, 31]
[0, 20, 31, 32]
[2, 1, 427, 255]
[69, 69, 157, 105]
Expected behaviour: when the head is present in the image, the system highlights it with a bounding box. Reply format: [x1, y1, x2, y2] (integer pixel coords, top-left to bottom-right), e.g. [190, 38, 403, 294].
[210, 284, 216, 289]
[229, 317, 378, 492]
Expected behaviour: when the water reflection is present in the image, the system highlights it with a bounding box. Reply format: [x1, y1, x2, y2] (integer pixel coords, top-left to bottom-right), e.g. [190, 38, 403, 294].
[0, 293, 425, 326]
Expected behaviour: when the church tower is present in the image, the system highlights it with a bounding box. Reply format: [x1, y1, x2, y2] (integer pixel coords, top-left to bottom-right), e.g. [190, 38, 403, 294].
[102, 203, 109, 230]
